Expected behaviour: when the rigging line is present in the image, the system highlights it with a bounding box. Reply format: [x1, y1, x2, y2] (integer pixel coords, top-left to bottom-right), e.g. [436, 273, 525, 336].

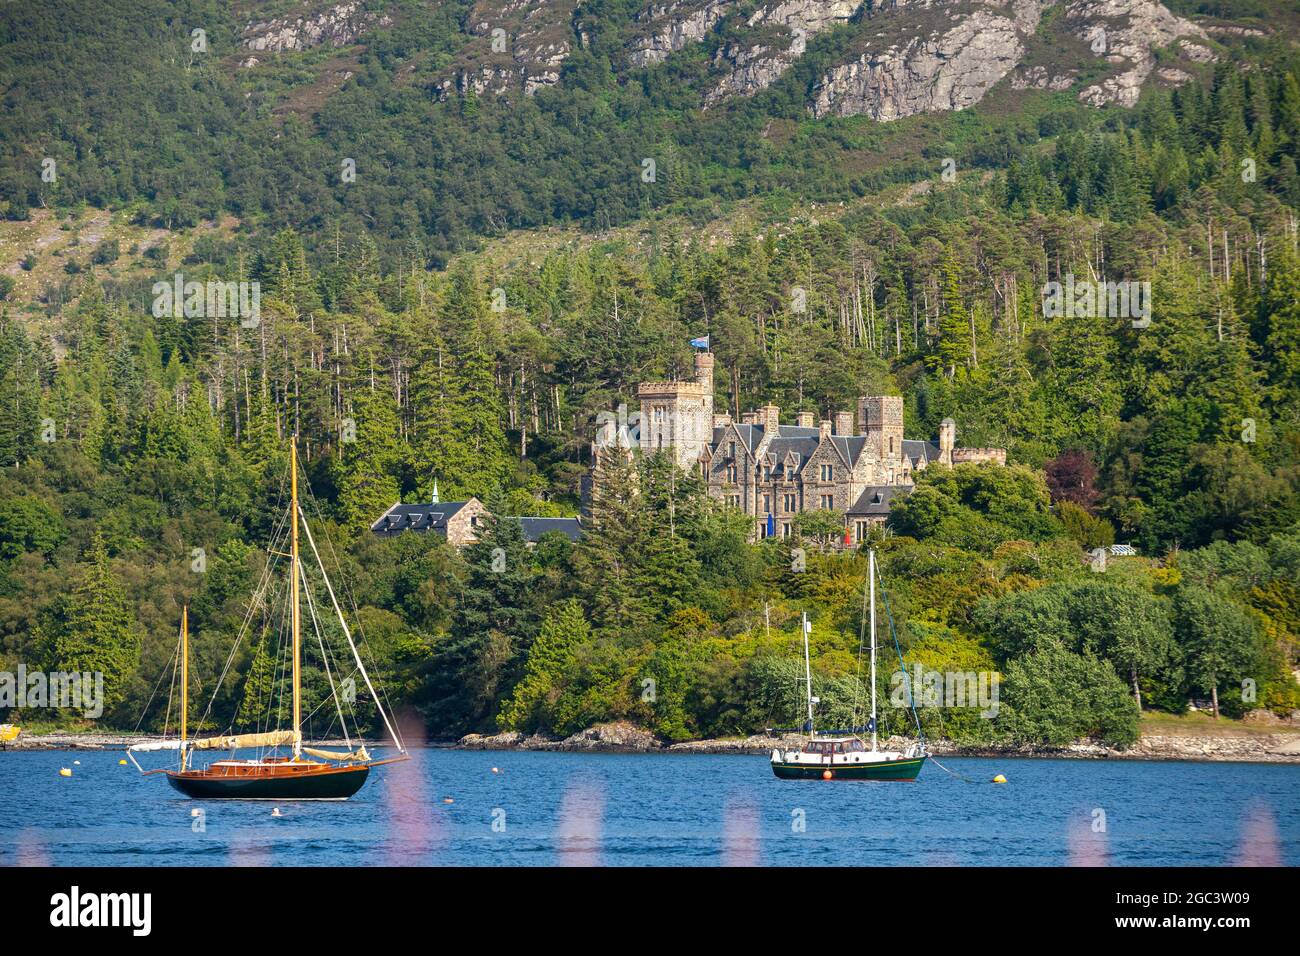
[298, 503, 404, 752]
[300, 556, 352, 748]
[134, 632, 181, 734]
[875, 561, 924, 742]
[303, 483, 379, 700]
[851, 566, 869, 732]
[194, 497, 294, 735]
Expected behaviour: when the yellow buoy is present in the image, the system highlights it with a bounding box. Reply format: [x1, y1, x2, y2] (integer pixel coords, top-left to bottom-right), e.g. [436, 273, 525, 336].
[119, 759, 128, 765]
[992, 774, 1007, 784]
[59, 768, 72, 777]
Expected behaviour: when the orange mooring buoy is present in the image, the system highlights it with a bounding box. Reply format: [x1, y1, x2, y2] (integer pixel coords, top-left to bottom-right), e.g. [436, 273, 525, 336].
[822, 770, 833, 780]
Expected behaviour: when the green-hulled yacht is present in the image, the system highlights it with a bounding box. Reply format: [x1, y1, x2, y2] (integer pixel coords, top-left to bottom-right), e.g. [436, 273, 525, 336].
[770, 549, 928, 782]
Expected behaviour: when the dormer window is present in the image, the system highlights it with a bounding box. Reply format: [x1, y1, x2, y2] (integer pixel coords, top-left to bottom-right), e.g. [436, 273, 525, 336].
[820, 464, 834, 481]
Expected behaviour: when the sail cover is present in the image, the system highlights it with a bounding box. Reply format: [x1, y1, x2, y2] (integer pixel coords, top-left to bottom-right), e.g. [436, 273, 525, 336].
[302, 746, 371, 763]
[188, 730, 301, 751]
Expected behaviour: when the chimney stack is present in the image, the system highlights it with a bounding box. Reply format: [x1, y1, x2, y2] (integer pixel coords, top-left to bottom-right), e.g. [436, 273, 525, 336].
[797, 411, 815, 428]
[834, 410, 853, 435]
[761, 404, 780, 435]
[819, 419, 832, 441]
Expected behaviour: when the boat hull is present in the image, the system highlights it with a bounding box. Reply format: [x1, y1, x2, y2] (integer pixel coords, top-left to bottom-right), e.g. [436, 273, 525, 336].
[770, 755, 927, 781]
[166, 763, 371, 800]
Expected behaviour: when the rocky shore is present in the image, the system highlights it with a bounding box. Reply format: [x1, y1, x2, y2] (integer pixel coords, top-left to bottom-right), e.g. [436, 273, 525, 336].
[9, 722, 1300, 764]
[457, 720, 1300, 764]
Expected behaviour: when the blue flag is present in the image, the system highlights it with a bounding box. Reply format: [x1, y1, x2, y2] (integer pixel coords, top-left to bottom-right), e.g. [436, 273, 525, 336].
[767, 512, 775, 538]
[689, 335, 709, 350]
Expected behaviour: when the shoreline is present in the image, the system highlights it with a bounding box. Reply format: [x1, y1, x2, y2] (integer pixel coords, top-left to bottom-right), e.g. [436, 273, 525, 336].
[8, 722, 1300, 765]
[453, 722, 1300, 764]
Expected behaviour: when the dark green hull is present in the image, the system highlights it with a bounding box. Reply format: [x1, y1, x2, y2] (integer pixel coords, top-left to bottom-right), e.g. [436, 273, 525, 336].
[771, 756, 927, 781]
[166, 765, 370, 800]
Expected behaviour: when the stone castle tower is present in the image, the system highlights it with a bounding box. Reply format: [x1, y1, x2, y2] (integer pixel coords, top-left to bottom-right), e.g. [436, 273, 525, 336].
[859, 395, 904, 465]
[637, 353, 714, 470]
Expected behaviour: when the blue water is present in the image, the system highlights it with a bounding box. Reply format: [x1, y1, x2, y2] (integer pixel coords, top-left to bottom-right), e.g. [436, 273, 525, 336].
[1, 749, 1296, 866]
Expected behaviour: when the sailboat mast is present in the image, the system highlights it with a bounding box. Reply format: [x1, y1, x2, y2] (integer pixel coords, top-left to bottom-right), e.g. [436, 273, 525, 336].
[802, 611, 814, 736]
[180, 605, 188, 771]
[869, 549, 878, 752]
[290, 440, 302, 758]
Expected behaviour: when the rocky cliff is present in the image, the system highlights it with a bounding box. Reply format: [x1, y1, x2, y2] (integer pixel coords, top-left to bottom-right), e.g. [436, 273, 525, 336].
[238, 0, 1245, 117]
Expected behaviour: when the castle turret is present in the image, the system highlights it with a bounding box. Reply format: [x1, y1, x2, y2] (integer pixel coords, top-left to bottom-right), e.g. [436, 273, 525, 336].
[636, 352, 715, 470]
[860, 395, 904, 463]
[939, 417, 956, 466]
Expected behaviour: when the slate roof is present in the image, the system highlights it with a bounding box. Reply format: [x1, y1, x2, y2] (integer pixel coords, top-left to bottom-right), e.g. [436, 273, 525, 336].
[847, 484, 911, 516]
[902, 439, 941, 467]
[370, 502, 582, 542]
[371, 501, 472, 536]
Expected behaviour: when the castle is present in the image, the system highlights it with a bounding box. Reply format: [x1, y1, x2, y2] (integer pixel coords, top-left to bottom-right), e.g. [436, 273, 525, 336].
[606, 352, 1005, 545]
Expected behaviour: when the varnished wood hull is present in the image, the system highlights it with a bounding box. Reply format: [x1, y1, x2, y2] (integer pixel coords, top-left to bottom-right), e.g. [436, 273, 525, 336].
[166, 762, 370, 800]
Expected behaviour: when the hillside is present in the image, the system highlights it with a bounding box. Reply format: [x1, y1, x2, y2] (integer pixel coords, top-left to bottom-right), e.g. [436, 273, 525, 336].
[0, 0, 1297, 744]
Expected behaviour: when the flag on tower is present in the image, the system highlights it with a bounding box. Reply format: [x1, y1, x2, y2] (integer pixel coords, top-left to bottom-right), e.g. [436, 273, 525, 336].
[767, 512, 775, 538]
[689, 335, 709, 350]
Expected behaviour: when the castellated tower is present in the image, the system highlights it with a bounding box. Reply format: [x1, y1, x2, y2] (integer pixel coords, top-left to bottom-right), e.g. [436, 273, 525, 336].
[938, 418, 956, 466]
[637, 352, 714, 471]
[859, 395, 904, 465]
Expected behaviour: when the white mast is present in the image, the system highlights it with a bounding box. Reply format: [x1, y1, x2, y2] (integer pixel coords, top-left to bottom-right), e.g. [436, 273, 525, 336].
[869, 549, 878, 752]
[802, 611, 814, 737]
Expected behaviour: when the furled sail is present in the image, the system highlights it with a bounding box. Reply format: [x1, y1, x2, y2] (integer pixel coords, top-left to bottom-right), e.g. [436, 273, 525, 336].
[188, 730, 301, 751]
[302, 746, 371, 763]
[128, 739, 183, 752]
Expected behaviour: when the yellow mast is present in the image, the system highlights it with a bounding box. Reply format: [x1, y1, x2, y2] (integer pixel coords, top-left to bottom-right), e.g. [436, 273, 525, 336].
[290, 439, 302, 759]
[180, 605, 188, 771]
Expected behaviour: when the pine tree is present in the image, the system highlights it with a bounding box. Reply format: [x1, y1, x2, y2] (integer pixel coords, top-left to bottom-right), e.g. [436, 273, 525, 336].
[52, 534, 140, 716]
[337, 385, 404, 527]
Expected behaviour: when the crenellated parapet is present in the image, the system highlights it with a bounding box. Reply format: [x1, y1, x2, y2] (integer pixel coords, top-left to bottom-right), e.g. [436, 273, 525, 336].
[952, 447, 1008, 465]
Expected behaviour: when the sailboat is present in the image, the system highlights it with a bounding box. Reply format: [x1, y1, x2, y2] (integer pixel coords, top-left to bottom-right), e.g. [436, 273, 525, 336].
[128, 441, 407, 799]
[769, 549, 927, 781]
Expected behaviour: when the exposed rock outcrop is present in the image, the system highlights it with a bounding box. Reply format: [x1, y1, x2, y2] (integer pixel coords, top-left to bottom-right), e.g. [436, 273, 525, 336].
[434, 0, 576, 98]
[811, 7, 1028, 120]
[706, 0, 862, 102]
[1068, 0, 1207, 107]
[242, 1, 393, 56]
[630, 0, 734, 67]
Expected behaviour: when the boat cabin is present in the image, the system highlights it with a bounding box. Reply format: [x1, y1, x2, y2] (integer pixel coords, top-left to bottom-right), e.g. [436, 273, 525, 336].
[802, 737, 867, 755]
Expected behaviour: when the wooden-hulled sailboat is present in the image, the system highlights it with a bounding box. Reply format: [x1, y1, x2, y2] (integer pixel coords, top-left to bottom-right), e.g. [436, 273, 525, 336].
[128, 441, 407, 800]
[769, 549, 928, 781]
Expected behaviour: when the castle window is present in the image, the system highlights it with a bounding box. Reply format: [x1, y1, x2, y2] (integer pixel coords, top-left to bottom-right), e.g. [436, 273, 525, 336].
[763, 494, 771, 514]
[855, 521, 871, 541]
[820, 495, 835, 510]
[889, 436, 895, 454]
[654, 407, 664, 422]
[820, 464, 833, 481]
[781, 522, 792, 538]
[783, 493, 797, 512]
[726, 494, 741, 508]
[729, 441, 736, 459]
[726, 464, 737, 483]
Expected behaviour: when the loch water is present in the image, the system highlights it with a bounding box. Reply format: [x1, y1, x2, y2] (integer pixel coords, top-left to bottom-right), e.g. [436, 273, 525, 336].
[1, 749, 1296, 866]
